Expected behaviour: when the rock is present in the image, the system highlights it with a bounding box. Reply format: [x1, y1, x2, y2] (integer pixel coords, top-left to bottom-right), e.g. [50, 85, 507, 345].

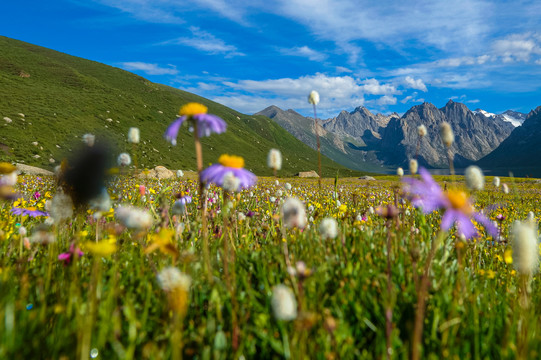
[15, 163, 54, 176]
[138, 166, 175, 179]
[296, 171, 319, 178]
[358, 176, 376, 180]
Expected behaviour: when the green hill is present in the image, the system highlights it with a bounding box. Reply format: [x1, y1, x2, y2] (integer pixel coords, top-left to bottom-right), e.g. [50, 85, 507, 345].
[0, 36, 362, 177]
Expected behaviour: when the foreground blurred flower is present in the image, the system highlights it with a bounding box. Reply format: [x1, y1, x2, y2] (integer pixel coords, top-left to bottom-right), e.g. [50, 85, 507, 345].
[164, 103, 226, 145]
[417, 125, 427, 137]
[271, 285, 297, 321]
[511, 221, 539, 275]
[116, 206, 153, 230]
[58, 244, 84, 264]
[84, 241, 117, 257]
[465, 165, 484, 191]
[171, 196, 192, 215]
[403, 167, 497, 239]
[48, 191, 74, 224]
[409, 159, 418, 175]
[200, 154, 256, 190]
[397, 167, 404, 177]
[11, 207, 48, 217]
[319, 217, 338, 240]
[157, 267, 192, 315]
[308, 90, 320, 105]
[281, 197, 307, 229]
[493, 176, 500, 188]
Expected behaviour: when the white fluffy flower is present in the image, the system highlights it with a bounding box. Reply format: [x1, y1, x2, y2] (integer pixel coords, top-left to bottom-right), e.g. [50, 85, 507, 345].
[465, 166, 485, 191]
[90, 188, 111, 212]
[439, 122, 454, 147]
[319, 217, 339, 240]
[285, 183, 292, 191]
[493, 176, 500, 188]
[409, 159, 418, 175]
[116, 206, 153, 230]
[177, 170, 184, 178]
[82, 133, 95, 147]
[502, 183, 509, 194]
[267, 148, 282, 171]
[271, 285, 297, 321]
[396, 167, 404, 177]
[308, 90, 320, 105]
[49, 191, 74, 224]
[511, 221, 540, 275]
[128, 127, 140, 144]
[1, 171, 17, 187]
[281, 197, 307, 229]
[417, 124, 427, 137]
[157, 267, 192, 292]
[117, 153, 131, 166]
[222, 172, 240, 192]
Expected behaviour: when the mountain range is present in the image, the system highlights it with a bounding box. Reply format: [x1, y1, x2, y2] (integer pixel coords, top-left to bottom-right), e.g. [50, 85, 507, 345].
[259, 101, 539, 175]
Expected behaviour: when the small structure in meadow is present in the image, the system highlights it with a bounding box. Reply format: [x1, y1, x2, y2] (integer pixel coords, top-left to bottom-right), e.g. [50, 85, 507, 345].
[295, 170, 319, 178]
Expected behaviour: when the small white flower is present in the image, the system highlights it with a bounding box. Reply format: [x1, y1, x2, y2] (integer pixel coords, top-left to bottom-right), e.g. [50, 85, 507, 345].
[270, 196, 276, 203]
[116, 206, 153, 230]
[276, 190, 283, 197]
[319, 217, 339, 240]
[267, 148, 282, 171]
[82, 133, 95, 147]
[117, 153, 131, 166]
[177, 170, 184, 178]
[285, 183, 292, 191]
[157, 267, 191, 292]
[271, 285, 297, 321]
[511, 221, 539, 275]
[439, 122, 454, 147]
[465, 166, 485, 191]
[492, 176, 500, 188]
[128, 127, 140, 144]
[417, 124, 427, 137]
[409, 159, 418, 175]
[18, 226, 27, 237]
[281, 198, 307, 229]
[397, 167, 404, 177]
[238, 212, 246, 222]
[308, 90, 320, 105]
[502, 183, 509, 194]
[222, 172, 240, 192]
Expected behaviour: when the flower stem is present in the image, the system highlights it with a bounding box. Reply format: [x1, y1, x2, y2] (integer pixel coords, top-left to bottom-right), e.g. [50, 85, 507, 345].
[313, 104, 322, 190]
[193, 123, 212, 283]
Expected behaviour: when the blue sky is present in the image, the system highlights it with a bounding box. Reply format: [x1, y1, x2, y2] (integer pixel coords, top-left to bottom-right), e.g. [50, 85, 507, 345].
[2, 0, 541, 118]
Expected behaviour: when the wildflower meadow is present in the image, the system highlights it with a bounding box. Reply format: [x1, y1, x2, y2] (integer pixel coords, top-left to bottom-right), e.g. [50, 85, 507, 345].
[2, 102, 541, 360]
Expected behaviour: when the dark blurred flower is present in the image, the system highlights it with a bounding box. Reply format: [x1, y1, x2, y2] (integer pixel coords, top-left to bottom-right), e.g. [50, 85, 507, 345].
[58, 244, 84, 265]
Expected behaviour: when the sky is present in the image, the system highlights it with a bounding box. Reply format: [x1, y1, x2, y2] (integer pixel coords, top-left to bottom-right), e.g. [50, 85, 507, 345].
[2, 0, 541, 118]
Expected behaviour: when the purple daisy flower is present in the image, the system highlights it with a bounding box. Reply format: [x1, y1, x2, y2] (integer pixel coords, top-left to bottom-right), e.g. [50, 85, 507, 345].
[11, 207, 49, 217]
[403, 167, 498, 239]
[200, 154, 257, 190]
[164, 103, 226, 145]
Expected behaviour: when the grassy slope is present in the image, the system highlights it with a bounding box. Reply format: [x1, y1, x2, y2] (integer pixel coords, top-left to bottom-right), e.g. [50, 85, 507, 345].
[0, 36, 363, 177]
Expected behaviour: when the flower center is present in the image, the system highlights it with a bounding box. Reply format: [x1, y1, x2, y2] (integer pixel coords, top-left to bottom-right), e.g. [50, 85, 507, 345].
[445, 190, 472, 212]
[179, 103, 207, 116]
[219, 154, 244, 169]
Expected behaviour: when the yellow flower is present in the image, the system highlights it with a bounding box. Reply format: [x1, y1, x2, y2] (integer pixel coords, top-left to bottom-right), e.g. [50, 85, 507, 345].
[179, 103, 208, 116]
[486, 270, 496, 279]
[0, 162, 16, 174]
[218, 154, 245, 169]
[504, 248, 513, 264]
[84, 241, 117, 256]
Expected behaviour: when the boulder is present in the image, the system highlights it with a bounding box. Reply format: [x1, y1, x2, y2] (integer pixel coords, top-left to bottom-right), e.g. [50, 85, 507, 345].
[138, 166, 175, 179]
[15, 163, 54, 176]
[358, 176, 376, 180]
[296, 171, 319, 178]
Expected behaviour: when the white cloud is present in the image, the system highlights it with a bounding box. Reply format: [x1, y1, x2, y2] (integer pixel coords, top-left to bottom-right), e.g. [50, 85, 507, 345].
[281, 46, 327, 62]
[492, 33, 541, 62]
[466, 99, 480, 103]
[361, 78, 398, 95]
[120, 62, 178, 75]
[400, 92, 424, 104]
[376, 95, 397, 106]
[404, 76, 427, 92]
[336, 66, 352, 73]
[166, 26, 244, 57]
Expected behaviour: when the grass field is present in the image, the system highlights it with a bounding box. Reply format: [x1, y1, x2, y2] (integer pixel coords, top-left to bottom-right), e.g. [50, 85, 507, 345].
[1, 169, 541, 359]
